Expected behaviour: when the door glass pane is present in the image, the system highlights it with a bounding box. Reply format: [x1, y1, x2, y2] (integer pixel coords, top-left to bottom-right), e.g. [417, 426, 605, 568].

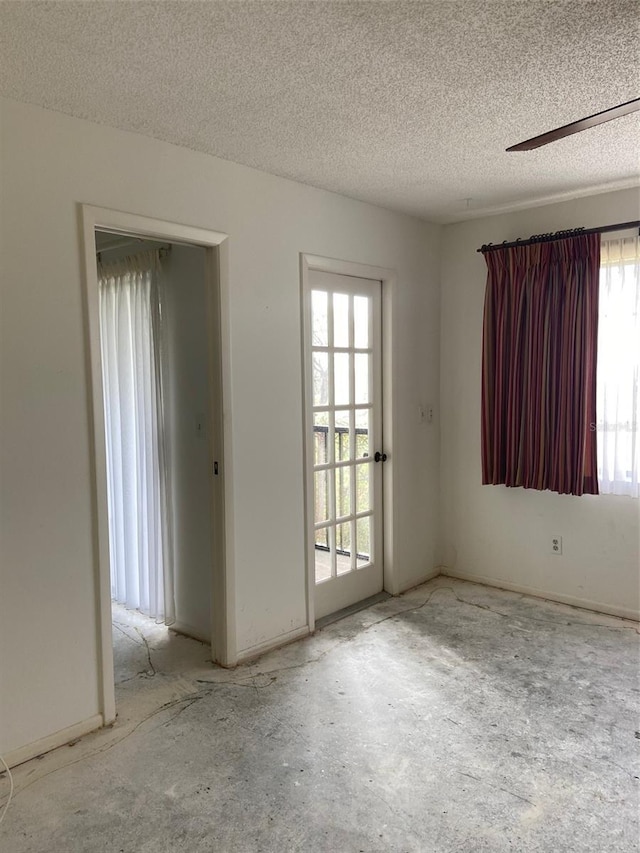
[312, 290, 328, 346]
[357, 517, 371, 568]
[354, 353, 369, 404]
[334, 353, 350, 405]
[354, 296, 369, 348]
[356, 462, 371, 513]
[355, 408, 371, 458]
[334, 409, 350, 461]
[315, 526, 328, 549]
[335, 468, 351, 519]
[314, 470, 329, 523]
[313, 352, 329, 406]
[315, 528, 331, 583]
[313, 412, 329, 465]
[336, 522, 351, 575]
[309, 274, 380, 605]
[333, 293, 349, 348]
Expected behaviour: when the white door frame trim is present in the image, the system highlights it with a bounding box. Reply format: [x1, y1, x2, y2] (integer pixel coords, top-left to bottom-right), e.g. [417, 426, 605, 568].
[300, 253, 397, 632]
[80, 204, 237, 726]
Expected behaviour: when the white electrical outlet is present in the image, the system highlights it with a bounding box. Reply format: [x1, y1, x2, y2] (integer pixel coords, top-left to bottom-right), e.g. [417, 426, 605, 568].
[551, 535, 563, 556]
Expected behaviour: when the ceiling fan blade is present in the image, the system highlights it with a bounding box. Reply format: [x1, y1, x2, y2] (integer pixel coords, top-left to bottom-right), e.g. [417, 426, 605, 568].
[506, 97, 640, 152]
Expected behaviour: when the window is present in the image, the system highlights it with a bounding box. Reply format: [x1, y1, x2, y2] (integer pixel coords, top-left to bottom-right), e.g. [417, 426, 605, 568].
[596, 237, 640, 497]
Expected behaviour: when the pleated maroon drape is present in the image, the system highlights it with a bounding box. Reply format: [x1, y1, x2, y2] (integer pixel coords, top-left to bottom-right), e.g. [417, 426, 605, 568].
[481, 233, 600, 496]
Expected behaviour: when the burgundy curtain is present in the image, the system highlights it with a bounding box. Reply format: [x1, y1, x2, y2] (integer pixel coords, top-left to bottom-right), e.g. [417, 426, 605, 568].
[481, 233, 600, 496]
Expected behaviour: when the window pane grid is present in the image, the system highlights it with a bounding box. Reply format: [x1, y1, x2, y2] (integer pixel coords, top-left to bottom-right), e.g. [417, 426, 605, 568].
[311, 286, 376, 583]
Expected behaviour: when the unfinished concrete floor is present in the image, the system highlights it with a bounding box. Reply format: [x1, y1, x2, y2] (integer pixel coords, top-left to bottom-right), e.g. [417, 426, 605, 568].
[2, 578, 639, 852]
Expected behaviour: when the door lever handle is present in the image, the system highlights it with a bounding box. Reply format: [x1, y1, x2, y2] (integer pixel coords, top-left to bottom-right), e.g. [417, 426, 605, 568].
[374, 451, 387, 463]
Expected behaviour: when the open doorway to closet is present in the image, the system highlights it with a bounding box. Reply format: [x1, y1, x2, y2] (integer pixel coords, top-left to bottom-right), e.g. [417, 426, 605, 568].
[82, 206, 233, 727]
[95, 231, 212, 690]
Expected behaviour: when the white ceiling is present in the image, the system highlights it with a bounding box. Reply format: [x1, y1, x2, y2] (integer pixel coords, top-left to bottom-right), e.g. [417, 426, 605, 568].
[1, 0, 639, 223]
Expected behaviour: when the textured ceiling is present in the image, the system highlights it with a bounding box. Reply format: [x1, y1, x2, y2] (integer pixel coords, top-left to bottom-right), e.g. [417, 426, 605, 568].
[1, 0, 639, 222]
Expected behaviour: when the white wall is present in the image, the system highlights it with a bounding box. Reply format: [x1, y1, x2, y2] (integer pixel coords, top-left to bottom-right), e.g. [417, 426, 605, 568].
[440, 188, 640, 619]
[162, 245, 212, 642]
[0, 98, 441, 757]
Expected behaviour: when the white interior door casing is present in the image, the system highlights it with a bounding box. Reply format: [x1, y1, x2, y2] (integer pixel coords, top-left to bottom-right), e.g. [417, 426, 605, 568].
[303, 269, 384, 620]
[81, 205, 235, 729]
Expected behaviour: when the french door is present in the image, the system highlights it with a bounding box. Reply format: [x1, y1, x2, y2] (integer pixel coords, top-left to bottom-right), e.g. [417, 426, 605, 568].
[304, 269, 384, 620]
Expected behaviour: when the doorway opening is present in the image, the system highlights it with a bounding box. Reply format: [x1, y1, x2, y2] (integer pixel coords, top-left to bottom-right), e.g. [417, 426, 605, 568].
[82, 206, 234, 726]
[95, 231, 212, 688]
[301, 254, 396, 629]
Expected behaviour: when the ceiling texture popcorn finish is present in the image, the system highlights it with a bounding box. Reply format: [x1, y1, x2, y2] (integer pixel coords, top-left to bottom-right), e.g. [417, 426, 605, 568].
[1, 0, 638, 223]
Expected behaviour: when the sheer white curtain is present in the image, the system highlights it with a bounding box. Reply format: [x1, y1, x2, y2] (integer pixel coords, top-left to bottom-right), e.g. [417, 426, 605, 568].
[99, 251, 175, 623]
[597, 237, 640, 497]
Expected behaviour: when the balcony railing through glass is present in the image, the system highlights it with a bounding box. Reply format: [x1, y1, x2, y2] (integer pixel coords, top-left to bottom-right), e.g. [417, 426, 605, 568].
[313, 424, 371, 563]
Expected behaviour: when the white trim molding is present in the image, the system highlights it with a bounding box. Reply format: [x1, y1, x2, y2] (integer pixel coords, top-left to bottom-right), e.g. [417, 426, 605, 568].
[236, 626, 311, 665]
[396, 566, 441, 595]
[299, 253, 397, 630]
[439, 568, 640, 622]
[4, 715, 104, 770]
[79, 204, 237, 730]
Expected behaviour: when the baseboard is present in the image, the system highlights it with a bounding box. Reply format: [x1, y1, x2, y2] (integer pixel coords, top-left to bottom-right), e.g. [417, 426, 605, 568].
[3, 714, 104, 769]
[439, 568, 640, 622]
[170, 619, 210, 645]
[396, 566, 442, 596]
[236, 625, 310, 665]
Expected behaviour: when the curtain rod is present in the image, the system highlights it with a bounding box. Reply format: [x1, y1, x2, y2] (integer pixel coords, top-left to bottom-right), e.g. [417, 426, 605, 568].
[96, 238, 143, 254]
[96, 240, 172, 259]
[477, 220, 640, 254]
